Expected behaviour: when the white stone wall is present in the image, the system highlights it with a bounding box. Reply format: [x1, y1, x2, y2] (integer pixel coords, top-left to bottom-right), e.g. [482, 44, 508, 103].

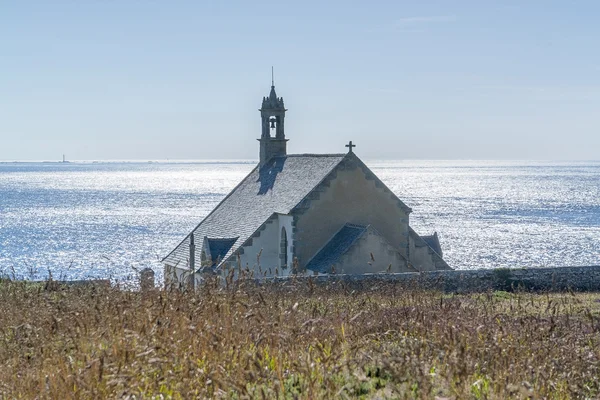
[234, 214, 294, 278]
[164, 264, 203, 289]
[408, 240, 436, 271]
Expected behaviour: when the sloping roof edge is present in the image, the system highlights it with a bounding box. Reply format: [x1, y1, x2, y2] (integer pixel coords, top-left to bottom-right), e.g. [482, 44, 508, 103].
[161, 163, 260, 263]
[421, 232, 442, 258]
[216, 212, 279, 268]
[288, 152, 412, 216]
[350, 153, 412, 213]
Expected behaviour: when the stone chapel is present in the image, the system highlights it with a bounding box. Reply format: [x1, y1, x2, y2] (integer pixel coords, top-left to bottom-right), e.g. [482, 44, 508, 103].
[163, 80, 451, 286]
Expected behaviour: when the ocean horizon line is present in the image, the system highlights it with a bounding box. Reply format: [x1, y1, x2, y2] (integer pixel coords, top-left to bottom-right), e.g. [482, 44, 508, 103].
[1, 158, 600, 165]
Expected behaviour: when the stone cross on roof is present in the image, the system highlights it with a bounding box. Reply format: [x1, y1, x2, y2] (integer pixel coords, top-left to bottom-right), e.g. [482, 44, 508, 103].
[345, 141, 356, 153]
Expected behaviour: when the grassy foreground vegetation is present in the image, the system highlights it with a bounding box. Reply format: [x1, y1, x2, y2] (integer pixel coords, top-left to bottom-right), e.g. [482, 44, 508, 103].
[0, 279, 599, 399]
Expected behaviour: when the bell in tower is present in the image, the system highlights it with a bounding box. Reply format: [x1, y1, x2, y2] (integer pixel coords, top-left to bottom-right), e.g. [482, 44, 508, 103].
[258, 68, 288, 167]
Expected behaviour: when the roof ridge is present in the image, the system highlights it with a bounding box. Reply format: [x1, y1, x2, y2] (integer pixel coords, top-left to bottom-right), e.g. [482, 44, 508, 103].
[285, 153, 346, 157]
[344, 223, 368, 230]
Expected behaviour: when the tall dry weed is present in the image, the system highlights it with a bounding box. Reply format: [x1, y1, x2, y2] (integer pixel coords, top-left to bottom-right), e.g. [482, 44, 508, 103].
[0, 279, 598, 398]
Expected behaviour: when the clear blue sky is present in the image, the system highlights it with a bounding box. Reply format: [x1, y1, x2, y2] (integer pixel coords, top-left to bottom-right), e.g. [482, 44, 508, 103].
[1, 1, 599, 161]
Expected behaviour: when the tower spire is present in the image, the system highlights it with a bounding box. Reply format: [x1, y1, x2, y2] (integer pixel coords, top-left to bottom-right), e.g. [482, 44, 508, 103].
[259, 71, 288, 167]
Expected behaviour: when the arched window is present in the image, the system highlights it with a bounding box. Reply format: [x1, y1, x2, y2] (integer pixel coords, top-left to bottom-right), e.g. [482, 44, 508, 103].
[280, 227, 288, 268]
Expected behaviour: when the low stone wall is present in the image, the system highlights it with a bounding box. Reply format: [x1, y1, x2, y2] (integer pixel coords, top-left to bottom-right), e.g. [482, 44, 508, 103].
[291, 266, 600, 292]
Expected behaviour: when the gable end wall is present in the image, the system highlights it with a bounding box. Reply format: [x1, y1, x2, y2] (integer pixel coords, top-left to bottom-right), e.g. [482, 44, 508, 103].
[293, 160, 409, 269]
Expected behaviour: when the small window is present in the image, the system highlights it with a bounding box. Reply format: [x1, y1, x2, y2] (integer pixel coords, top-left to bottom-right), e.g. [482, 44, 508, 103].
[280, 227, 288, 268]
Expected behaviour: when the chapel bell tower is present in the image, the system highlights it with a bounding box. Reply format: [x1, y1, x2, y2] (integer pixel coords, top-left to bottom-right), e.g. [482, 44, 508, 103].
[258, 68, 288, 167]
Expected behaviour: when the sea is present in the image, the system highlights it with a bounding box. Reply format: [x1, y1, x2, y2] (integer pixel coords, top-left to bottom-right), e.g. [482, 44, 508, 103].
[1, 160, 599, 284]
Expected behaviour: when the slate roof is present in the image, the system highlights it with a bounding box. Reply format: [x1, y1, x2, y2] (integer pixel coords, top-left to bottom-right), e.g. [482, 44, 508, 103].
[162, 154, 347, 268]
[304, 224, 367, 274]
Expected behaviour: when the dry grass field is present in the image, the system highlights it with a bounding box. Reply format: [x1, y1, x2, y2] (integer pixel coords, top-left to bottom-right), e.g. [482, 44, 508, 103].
[0, 278, 599, 399]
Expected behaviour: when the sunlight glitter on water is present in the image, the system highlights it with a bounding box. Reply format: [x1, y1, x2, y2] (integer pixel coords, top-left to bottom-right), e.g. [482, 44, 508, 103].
[1, 160, 599, 282]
